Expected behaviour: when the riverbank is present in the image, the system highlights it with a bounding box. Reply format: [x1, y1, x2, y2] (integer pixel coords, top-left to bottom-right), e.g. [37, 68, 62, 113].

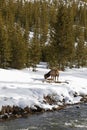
[0, 94, 87, 121]
[1, 103, 87, 130]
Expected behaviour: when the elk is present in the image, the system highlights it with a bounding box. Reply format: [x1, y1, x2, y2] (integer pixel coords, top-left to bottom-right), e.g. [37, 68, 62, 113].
[44, 69, 59, 81]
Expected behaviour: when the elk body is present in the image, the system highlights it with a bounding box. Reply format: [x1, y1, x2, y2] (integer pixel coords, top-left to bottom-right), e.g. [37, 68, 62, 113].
[44, 69, 59, 81]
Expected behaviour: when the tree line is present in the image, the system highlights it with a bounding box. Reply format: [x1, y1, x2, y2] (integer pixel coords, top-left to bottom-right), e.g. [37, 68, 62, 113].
[0, 0, 87, 70]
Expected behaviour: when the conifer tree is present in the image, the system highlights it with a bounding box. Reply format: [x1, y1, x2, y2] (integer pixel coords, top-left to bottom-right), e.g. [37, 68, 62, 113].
[75, 27, 86, 67]
[40, 1, 49, 45]
[8, 24, 27, 69]
[24, 20, 30, 67]
[0, 13, 11, 68]
[30, 30, 41, 71]
[50, 4, 74, 69]
[83, 5, 87, 41]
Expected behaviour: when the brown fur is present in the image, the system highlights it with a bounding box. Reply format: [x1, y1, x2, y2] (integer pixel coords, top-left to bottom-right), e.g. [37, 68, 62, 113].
[44, 69, 59, 81]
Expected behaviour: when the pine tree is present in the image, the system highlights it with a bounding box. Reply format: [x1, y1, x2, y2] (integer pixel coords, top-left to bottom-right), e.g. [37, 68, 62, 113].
[39, 0, 49, 61]
[50, 4, 74, 70]
[83, 5, 87, 41]
[30, 31, 41, 71]
[75, 27, 86, 67]
[40, 0, 49, 45]
[8, 24, 27, 69]
[0, 13, 11, 68]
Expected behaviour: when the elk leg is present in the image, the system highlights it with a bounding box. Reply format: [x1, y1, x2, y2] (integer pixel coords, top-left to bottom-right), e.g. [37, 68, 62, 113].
[57, 76, 58, 81]
[54, 77, 55, 81]
[51, 76, 53, 80]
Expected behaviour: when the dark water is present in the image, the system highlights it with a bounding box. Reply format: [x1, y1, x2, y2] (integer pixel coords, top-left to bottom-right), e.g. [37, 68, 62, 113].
[0, 103, 87, 130]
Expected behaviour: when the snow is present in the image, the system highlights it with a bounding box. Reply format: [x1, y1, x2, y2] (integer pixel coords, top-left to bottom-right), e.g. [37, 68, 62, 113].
[0, 62, 87, 111]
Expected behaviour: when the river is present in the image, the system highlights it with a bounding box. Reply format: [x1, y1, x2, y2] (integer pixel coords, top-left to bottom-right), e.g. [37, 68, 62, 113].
[0, 103, 87, 130]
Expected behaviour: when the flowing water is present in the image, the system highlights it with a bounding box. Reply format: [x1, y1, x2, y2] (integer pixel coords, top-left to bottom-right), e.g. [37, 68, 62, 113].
[0, 103, 87, 130]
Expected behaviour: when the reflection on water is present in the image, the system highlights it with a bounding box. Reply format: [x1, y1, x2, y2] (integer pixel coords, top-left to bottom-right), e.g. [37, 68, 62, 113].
[0, 103, 87, 130]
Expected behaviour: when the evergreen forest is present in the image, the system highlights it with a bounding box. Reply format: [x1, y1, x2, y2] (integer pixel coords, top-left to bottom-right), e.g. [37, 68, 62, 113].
[0, 0, 87, 70]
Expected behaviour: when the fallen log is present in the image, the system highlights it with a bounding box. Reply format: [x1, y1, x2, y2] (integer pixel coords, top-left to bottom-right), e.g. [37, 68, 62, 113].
[43, 78, 69, 84]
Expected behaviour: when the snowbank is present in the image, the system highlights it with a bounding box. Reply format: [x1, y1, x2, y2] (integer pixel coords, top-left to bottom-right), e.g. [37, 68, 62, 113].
[0, 63, 87, 119]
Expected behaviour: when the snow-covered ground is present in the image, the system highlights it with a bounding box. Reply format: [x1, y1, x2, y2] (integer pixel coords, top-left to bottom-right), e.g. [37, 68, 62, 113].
[0, 62, 87, 111]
